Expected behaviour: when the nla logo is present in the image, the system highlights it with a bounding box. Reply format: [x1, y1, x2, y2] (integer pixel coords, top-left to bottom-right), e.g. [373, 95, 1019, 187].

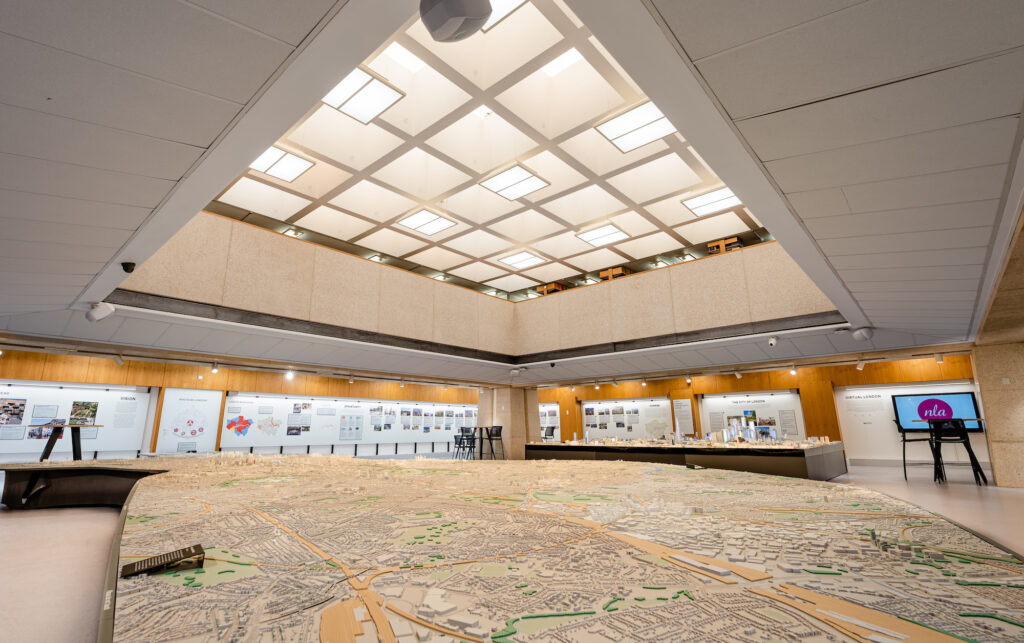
[917, 398, 953, 420]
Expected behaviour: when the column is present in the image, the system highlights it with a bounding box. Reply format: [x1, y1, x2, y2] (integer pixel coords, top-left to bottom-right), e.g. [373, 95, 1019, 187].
[974, 344, 1024, 487]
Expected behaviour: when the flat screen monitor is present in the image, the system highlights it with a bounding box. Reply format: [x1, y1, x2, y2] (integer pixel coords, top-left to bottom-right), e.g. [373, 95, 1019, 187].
[891, 392, 982, 432]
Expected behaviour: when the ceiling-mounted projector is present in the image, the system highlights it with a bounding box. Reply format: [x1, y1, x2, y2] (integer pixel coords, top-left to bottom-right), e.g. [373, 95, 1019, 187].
[420, 0, 492, 42]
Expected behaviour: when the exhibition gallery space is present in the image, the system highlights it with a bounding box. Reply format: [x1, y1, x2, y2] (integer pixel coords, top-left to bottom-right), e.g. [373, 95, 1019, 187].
[4, 1, 1024, 641]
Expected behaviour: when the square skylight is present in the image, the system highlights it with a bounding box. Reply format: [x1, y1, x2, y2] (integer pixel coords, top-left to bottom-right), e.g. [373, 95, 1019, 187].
[682, 187, 742, 216]
[542, 48, 583, 77]
[397, 209, 456, 235]
[596, 101, 677, 152]
[499, 251, 545, 269]
[249, 146, 313, 182]
[322, 68, 403, 123]
[577, 224, 628, 247]
[482, 0, 528, 31]
[479, 164, 549, 200]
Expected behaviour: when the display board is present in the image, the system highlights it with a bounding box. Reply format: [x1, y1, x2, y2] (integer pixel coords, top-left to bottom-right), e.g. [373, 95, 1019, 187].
[892, 392, 982, 431]
[154, 388, 223, 454]
[835, 382, 989, 465]
[580, 397, 672, 441]
[700, 390, 805, 440]
[0, 380, 152, 459]
[672, 398, 695, 437]
[220, 393, 477, 449]
[539, 402, 560, 441]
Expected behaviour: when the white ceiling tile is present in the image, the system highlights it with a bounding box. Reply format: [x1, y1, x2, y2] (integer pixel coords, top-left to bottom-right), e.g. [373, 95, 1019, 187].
[614, 232, 682, 260]
[294, 205, 376, 240]
[787, 188, 851, 220]
[406, 2, 563, 89]
[373, 147, 470, 200]
[488, 210, 565, 242]
[357, 228, 428, 257]
[4, 309, 74, 336]
[738, 48, 1024, 161]
[188, 0, 335, 46]
[605, 153, 701, 203]
[848, 279, 979, 294]
[841, 165, 1009, 214]
[449, 261, 508, 283]
[441, 184, 519, 224]
[766, 116, 1018, 193]
[565, 247, 629, 273]
[517, 150, 587, 202]
[329, 180, 417, 223]
[218, 177, 311, 221]
[560, 128, 670, 176]
[370, 48, 472, 135]
[405, 246, 470, 271]
[523, 262, 579, 283]
[695, 0, 1024, 118]
[610, 211, 657, 236]
[287, 105, 403, 170]
[531, 230, 594, 258]
[152, 324, 211, 350]
[818, 226, 993, 256]
[190, 329, 245, 354]
[542, 184, 627, 225]
[809, 200, 1000, 240]
[840, 264, 984, 283]
[230, 335, 283, 357]
[674, 212, 749, 244]
[0, 152, 172, 208]
[112, 318, 172, 345]
[426, 111, 537, 173]
[443, 229, 514, 257]
[60, 310, 125, 342]
[829, 247, 988, 270]
[644, 194, 699, 227]
[0, 217, 131, 248]
[497, 56, 625, 138]
[484, 274, 540, 292]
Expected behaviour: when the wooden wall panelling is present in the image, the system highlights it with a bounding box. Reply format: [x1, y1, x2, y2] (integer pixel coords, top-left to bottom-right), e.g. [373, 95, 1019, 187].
[255, 371, 285, 395]
[226, 368, 259, 393]
[125, 361, 167, 387]
[305, 375, 332, 397]
[85, 357, 128, 386]
[41, 353, 91, 383]
[163, 364, 201, 389]
[0, 350, 45, 381]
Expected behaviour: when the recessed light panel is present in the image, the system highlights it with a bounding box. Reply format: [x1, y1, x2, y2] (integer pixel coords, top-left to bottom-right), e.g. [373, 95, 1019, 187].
[682, 187, 742, 216]
[397, 209, 456, 235]
[542, 48, 583, 77]
[577, 224, 628, 247]
[249, 146, 314, 182]
[479, 165, 549, 200]
[596, 101, 677, 152]
[482, 0, 528, 31]
[500, 251, 544, 269]
[321, 68, 403, 123]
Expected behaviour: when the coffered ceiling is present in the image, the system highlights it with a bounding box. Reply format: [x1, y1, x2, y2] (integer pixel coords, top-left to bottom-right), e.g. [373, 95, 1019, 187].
[213, 0, 761, 293]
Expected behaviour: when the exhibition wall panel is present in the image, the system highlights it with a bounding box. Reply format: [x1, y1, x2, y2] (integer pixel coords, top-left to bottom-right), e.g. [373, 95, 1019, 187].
[580, 397, 674, 441]
[699, 390, 806, 440]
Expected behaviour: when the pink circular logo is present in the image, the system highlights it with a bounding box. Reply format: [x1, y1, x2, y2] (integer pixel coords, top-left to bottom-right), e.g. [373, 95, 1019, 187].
[918, 398, 953, 420]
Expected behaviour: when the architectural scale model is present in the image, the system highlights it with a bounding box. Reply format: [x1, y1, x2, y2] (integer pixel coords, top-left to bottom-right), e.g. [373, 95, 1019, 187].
[103, 454, 1023, 642]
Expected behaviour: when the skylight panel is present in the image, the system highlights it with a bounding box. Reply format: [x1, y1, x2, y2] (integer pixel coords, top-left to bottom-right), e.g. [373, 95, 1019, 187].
[683, 188, 741, 216]
[500, 251, 544, 269]
[542, 48, 583, 77]
[596, 101, 678, 152]
[397, 210, 455, 235]
[482, 0, 527, 31]
[480, 165, 549, 200]
[382, 42, 424, 73]
[249, 146, 314, 183]
[321, 68, 403, 123]
[577, 224, 628, 247]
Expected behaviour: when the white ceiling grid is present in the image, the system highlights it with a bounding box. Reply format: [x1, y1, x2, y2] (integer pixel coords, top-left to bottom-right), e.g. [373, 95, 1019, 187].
[216, 0, 761, 289]
[648, 0, 1024, 342]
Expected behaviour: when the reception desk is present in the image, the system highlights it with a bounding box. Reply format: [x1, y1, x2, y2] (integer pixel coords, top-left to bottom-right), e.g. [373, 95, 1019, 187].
[524, 442, 848, 481]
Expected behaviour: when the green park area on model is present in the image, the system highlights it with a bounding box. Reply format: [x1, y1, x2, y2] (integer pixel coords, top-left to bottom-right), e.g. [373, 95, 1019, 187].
[532, 490, 613, 503]
[395, 520, 470, 546]
[156, 549, 261, 588]
[125, 515, 159, 525]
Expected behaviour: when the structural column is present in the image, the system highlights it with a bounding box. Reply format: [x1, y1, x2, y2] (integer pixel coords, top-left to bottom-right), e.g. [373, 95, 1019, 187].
[482, 387, 532, 460]
[974, 344, 1024, 487]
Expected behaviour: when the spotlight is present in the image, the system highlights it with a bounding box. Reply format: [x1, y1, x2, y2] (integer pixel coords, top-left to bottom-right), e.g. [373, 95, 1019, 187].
[211, 363, 219, 374]
[685, 377, 691, 384]
[285, 370, 295, 381]
[400, 381, 405, 388]
[349, 375, 355, 384]
[789, 366, 797, 376]
[85, 302, 116, 322]
[569, 385, 575, 392]
[443, 384, 448, 390]
[734, 372, 742, 379]
[641, 379, 647, 387]
[612, 381, 618, 387]
[855, 361, 865, 371]
[112, 355, 125, 366]
[935, 354, 944, 364]
[198, 375, 204, 381]
[594, 383, 600, 390]
[0, 350, 4, 356]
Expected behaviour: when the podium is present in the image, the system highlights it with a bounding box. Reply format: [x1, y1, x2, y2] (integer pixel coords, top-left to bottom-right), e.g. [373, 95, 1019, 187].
[30, 423, 103, 462]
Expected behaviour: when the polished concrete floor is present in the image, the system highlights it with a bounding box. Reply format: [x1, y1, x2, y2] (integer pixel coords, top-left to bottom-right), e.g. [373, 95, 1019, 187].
[1, 462, 1022, 642]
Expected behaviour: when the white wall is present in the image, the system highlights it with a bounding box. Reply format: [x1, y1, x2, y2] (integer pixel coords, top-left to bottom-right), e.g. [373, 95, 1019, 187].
[699, 390, 806, 440]
[835, 381, 990, 466]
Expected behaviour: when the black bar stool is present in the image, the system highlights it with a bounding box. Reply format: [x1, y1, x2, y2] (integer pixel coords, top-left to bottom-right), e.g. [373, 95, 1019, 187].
[485, 426, 504, 460]
[455, 427, 475, 460]
[897, 421, 932, 480]
[928, 419, 987, 485]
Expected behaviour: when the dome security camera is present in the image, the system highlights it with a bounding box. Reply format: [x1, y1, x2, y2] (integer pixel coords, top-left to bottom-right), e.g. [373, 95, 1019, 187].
[121, 261, 136, 273]
[768, 336, 778, 348]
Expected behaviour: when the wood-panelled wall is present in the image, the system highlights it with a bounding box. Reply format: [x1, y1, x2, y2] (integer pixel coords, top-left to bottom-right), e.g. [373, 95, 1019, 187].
[0, 349, 478, 404]
[538, 355, 974, 442]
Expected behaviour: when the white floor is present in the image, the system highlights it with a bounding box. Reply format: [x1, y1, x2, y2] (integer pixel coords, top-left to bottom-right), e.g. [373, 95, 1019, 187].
[1, 462, 1022, 643]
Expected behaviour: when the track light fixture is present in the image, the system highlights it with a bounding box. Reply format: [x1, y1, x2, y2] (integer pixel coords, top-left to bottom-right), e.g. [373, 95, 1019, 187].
[734, 372, 742, 379]
[935, 354, 944, 364]
[855, 361, 865, 371]
[285, 370, 295, 381]
[211, 363, 219, 374]
[641, 379, 647, 387]
[789, 366, 797, 375]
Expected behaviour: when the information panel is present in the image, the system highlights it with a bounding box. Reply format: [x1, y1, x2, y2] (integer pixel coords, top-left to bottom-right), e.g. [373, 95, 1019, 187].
[155, 388, 223, 454]
[0, 380, 152, 459]
[700, 390, 805, 440]
[220, 393, 477, 448]
[580, 397, 672, 441]
[539, 403, 560, 441]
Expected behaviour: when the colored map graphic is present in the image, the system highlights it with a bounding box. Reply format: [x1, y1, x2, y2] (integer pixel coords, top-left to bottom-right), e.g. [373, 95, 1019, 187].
[226, 416, 252, 437]
[170, 408, 208, 439]
[257, 416, 280, 436]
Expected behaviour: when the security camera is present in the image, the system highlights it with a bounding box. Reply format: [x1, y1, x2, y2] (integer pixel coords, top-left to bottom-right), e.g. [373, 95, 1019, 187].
[85, 302, 116, 322]
[121, 261, 136, 273]
[510, 368, 521, 377]
[420, 0, 492, 42]
[768, 336, 778, 348]
[550, 362, 556, 368]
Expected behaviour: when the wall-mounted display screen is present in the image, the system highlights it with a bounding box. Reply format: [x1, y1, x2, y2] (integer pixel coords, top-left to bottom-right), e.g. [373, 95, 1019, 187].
[892, 392, 982, 431]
